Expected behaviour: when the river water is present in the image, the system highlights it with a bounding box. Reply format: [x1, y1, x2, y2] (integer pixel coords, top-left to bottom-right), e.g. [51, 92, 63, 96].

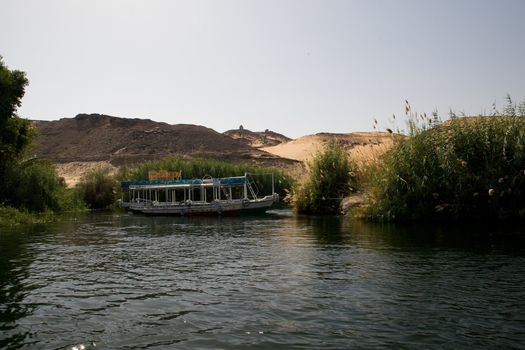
[1, 210, 525, 349]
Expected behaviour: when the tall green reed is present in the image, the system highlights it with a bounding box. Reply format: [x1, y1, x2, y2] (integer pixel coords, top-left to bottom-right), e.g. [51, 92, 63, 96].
[363, 100, 525, 222]
[293, 141, 357, 214]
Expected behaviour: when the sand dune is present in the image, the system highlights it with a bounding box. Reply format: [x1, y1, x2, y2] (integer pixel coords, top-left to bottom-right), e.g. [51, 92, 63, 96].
[261, 132, 394, 165]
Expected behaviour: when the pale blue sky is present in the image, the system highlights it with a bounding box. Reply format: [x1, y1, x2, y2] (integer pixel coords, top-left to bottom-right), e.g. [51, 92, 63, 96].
[1, 0, 524, 137]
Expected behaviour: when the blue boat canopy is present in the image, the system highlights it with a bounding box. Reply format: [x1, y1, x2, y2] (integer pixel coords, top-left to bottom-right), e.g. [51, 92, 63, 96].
[121, 176, 246, 189]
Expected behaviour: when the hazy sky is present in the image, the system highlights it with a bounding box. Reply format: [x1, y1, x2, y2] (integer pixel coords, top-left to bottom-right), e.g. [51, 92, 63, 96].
[1, 0, 524, 137]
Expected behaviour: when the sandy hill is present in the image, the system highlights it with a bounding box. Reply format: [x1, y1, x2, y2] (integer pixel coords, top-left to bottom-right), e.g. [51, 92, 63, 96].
[224, 127, 291, 148]
[261, 132, 394, 165]
[32, 114, 298, 167]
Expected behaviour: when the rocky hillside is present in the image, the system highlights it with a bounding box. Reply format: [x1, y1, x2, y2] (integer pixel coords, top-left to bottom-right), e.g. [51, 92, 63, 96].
[32, 114, 298, 167]
[224, 127, 291, 148]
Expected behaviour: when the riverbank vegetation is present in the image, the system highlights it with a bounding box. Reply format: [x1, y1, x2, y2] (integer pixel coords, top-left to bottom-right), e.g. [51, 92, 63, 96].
[0, 206, 58, 226]
[3, 159, 85, 212]
[293, 141, 357, 214]
[360, 100, 525, 222]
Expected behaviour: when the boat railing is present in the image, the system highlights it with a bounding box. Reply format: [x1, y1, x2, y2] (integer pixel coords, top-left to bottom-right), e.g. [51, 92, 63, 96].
[130, 198, 246, 208]
[123, 173, 278, 207]
[246, 174, 259, 199]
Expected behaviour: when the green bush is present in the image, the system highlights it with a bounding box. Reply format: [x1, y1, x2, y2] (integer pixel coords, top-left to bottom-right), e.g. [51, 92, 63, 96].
[1, 159, 84, 212]
[77, 169, 117, 209]
[365, 116, 525, 222]
[56, 187, 86, 212]
[294, 141, 356, 214]
[17, 160, 65, 212]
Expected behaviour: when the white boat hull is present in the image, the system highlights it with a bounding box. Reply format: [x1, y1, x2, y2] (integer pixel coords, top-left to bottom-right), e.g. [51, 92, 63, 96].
[126, 195, 277, 216]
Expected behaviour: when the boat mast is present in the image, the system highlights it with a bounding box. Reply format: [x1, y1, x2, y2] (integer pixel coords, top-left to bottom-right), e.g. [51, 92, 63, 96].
[244, 173, 248, 199]
[272, 173, 275, 195]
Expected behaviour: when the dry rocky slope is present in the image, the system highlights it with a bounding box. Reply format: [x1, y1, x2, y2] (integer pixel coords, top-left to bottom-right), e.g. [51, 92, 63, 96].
[33, 114, 297, 167]
[224, 127, 291, 148]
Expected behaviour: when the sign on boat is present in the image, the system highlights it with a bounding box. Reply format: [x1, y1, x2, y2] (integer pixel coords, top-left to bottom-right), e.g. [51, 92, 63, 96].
[119, 173, 279, 216]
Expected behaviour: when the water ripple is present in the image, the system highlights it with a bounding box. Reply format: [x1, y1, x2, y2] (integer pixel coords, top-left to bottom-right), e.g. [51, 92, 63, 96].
[1, 214, 525, 349]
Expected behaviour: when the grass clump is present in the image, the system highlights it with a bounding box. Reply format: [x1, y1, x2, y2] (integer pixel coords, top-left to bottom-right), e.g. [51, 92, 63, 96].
[364, 115, 525, 222]
[0, 206, 55, 226]
[294, 141, 356, 214]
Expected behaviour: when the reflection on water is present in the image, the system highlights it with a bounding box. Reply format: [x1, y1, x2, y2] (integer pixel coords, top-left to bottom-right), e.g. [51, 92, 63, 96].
[0, 225, 44, 349]
[349, 220, 525, 254]
[1, 211, 525, 349]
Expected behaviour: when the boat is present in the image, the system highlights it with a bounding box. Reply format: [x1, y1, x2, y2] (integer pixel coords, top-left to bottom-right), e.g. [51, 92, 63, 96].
[119, 173, 279, 216]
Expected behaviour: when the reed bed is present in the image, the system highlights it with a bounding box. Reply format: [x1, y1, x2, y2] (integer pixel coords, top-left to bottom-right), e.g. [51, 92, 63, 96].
[362, 114, 525, 222]
[117, 157, 294, 199]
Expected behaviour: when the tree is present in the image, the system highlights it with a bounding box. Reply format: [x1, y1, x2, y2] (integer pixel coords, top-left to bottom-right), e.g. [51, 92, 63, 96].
[0, 56, 84, 214]
[0, 56, 32, 161]
[0, 56, 34, 205]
